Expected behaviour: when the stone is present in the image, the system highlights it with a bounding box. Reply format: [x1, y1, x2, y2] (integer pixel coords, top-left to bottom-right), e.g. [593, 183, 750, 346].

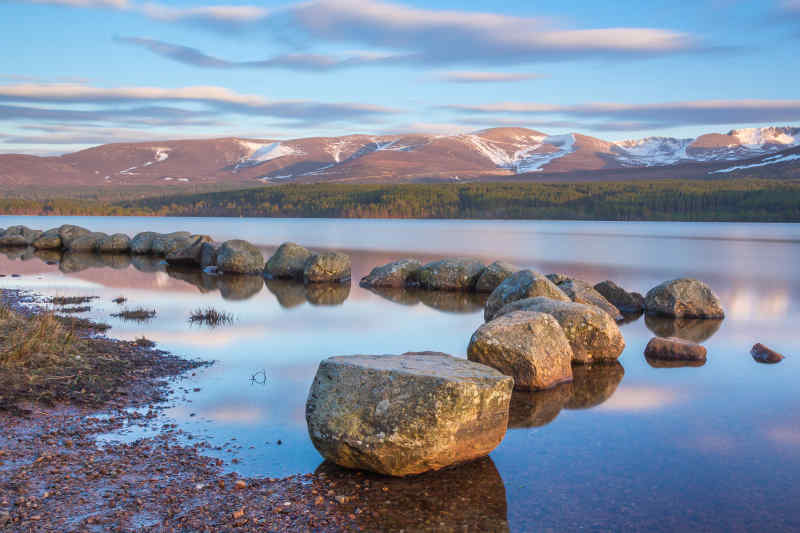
[644, 315, 723, 343]
[97, 233, 130, 253]
[565, 362, 625, 409]
[750, 343, 785, 364]
[32, 229, 62, 249]
[593, 280, 645, 313]
[359, 259, 422, 288]
[200, 242, 219, 269]
[130, 232, 160, 254]
[0, 225, 42, 246]
[484, 270, 569, 321]
[468, 310, 574, 390]
[66, 232, 107, 252]
[508, 383, 573, 428]
[165, 235, 213, 265]
[644, 337, 707, 362]
[644, 278, 725, 318]
[306, 351, 513, 476]
[493, 297, 625, 364]
[57, 225, 91, 248]
[556, 279, 623, 321]
[151, 232, 192, 256]
[303, 252, 351, 284]
[216, 240, 264, 274]
[474, 261, 517, 293]
[416, 258, 485, 291]
[545, 273, 573, 285]
[264, 242, 314, 280]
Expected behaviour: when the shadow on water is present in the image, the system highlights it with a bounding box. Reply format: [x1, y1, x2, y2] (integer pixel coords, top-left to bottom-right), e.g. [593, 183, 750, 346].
[365, 286, 488, 313]
[565, 362, 625, 410]
[315, 457, 509, 532]
[645, 315, 723, 343]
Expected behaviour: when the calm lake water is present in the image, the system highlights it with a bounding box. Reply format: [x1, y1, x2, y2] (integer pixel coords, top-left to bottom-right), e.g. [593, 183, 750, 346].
[1, 216, 799, 531]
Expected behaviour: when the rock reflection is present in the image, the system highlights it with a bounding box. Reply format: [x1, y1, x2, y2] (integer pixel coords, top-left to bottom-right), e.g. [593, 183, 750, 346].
[315, 457, 508, 532]
[33, 249, 61, 264]
[306, 283, 350, 306]
[131, 255, 166, 273]
[218, 274, 264, 301]
[509, 382, 573, 428]
[416, 289, 488, 314]
[59, 252, 105, 273]
[618, 311, 644, 325]
[166, 266, 219, 293]
[645, 356, 706, 368]
[266, 280, 307, 308]
[645, 315, 723, 343]
[99, 254, 132, 270]
[364, 286, 422, 306]
[565, 362, 625, 410]
[1, 246, 33, 260]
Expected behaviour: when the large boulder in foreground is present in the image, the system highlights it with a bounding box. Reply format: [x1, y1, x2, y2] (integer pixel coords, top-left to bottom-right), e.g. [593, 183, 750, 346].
[359, 259, 422, 288]
[416, 258, 485, 291]
[644, 337, 707, 363]
[0, 226, 42, 247]
[303, 252, 351, 284]
[645, 278, 724, 318]
[216, 240, 264, 274]
[475, 261, 517, 293]
[494, 297, 625, 364]
[484, 270, 569, 321]
[556, 279, 623, 321]
[97, 233, 130, 253]
[468, 311, 573, 390]
[264, 242, 314, 280]
[594, 280, 645, 313]
[306, 352, 513, 477]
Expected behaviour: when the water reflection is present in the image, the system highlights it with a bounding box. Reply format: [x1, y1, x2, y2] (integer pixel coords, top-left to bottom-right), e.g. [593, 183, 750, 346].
[218, 275, 265, 301]
[59, 252, 132, 272]
[645, 356, 706, 368]
[509, 382, 573, 428]
[645, 315, 723, 343]
[266, 280, 307, 308]
[365, 286, 488, 313]
[305, 283, 350, 306]
[316, 457, 508, 532]
[565, 362, 625, 410]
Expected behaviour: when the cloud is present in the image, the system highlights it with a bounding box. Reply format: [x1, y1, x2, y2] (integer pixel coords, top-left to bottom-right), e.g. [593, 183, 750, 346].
[781, 0, 800, 13]
[22, 0, 128, 7]
[444, 99, 800, 128]
[0, 103, 216, 125]
[434, 71, 545, 83]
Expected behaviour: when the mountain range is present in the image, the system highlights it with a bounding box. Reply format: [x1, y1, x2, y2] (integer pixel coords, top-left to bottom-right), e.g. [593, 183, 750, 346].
[1, 126, 798, 187]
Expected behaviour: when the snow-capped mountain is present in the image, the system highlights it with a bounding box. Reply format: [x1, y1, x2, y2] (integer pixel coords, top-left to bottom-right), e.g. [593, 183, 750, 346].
[1, 126, 798, 187]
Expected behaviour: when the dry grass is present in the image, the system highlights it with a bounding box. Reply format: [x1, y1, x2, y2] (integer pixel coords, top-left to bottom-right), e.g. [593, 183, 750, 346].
[49, 295, 97, 306]
[111, 307, 157, 322]
[188, 307, 234, 327]
[58, 305, 91, 314]
[112, 296, 127, 304]
[134, 336, 156, 348]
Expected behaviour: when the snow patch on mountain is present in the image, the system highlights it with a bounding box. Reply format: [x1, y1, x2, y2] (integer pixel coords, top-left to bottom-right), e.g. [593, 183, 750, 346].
[236, 141, 300, 168]
[154, 148, 170, 162]
[465, 133, 576, 173]
[710, 153, 800, 174]
[732, 127, 800, 147]
[613, 137, 692, 166]
[515, 134, 577, 173]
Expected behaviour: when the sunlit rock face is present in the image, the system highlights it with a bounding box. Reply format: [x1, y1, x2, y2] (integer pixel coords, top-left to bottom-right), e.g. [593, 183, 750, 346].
[0, 226, 42, 247]
[32, 229, 62, 250]
[644, 337, 707, 364]
[645, 278, 725, 318]
[359, 258, 422, 288]
[565, 362, 625, 409]
[416, 258, 485, 291]
[751, 343, 785, 364]
[484, 270, 569, 321]
[474, 261, 517, 293]
[97, 233, 131, 254]
[130, 231, 159, 254]
[216, 240, 265, 275]
[306, 352, 513, 477]
[264, 242, 314, 280]
[303, 252, 351, 284]
[556, 278, 623, 321]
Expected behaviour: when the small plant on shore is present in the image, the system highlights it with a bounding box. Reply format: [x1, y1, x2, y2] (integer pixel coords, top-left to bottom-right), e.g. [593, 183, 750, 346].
[189, 307, 234, 327]
[112, 296, 127, 304]
[111, 307, 157, 322]
[134, 336, 156, 348]
[58, 305, 91, 314]
[0, 303, 12, 320]
[49, 295, 97, 306]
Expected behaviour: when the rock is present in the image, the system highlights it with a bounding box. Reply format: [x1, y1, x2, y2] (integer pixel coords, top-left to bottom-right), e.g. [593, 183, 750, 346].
[416, 258, 485, 291]
[200, 242, 219, 269]
[264, 242, 314, 280]
[165, 235, 213, 265]
[57, 225, 91, 248]
[556, 279, 623, 321]
[66, 232, 107, 252]
[484, 270, 569, 321]
[130, 231, 160, 254]
[359, 259, 422, 288]
[266, 280, 308, 308]
[751, 343, 785, 364]
[474, 261, 517, 293]
[303, 252, 351, 284]
[545, 273, 573, 285]
[493, 297, 625, 364]
[97, 233, 130, 253]
[306, 351, 513, 476]
[305, 283, 350, 306]
[644, 337, 707, 363]
[508, 383, 573, 428]
[216, 240, 264, 274]
[151, 232, 191, 256]
[468, 310, 574, 390]
[218, 274, 264, 300]
[565, 362, 625, 409]
[644, 278, 725, 318]
[644, 315, 723, 343]
[0, 225, 42, 246]
[32, 229, 62, 249]
[593, 280, 645, 313]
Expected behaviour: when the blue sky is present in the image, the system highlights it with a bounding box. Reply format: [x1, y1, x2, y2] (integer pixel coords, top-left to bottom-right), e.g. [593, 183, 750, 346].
[1, 0, 798, 154]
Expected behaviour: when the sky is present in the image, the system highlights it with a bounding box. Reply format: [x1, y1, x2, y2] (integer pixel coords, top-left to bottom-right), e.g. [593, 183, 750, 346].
[1, 0, 799, 154]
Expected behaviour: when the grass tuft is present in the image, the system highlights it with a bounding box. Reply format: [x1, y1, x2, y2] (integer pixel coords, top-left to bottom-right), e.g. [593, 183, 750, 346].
[111, 307, 157, 322]
[189, 307, 234, 327]
[112, 296, 127, 304]
[58, 305, 91, 314]
[134, 336, 156, 348]
[49, 295, 97, 306]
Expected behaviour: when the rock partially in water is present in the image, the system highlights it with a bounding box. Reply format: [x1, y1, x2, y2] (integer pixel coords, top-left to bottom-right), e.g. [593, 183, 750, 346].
[359, 259, 422, 288]
[264, 242, 314, 280]
[304, 252, 351, 284]
[474, 261, 517, 293]
[216, 240, 264, 275]
[468, 310, 574, 390]
[266, 280, 308, 308]
[57, 224, 91, 248]
[493, 297, 625, 364]
[151, 232, 192, 256]
[594, 280, 645, 313]
[417, 289, 487, 314]
[97, 233, 131, 254]
[556, 279, 623, 321]
[165, 235, 212, 266]
[644, 315, 723, 343]
[416, 258, 485, 291]
[644, 337, 707, 363]
[32, 229, 62, 250]
[306, 352, 513, 477]
[0, 225, 42, 247]
[66, 232, 107, 252]
[306, 283, 350, 306]
[751, 343, 785, 364]
[645, 278, 725, 318]
[484, 270, 569, 321]
[508, 382, 573, 428]
[218, 274, 264, 300]
[565, 362, 625, 410]
[130, 231, 160, 254]
[199, 242, 219, 269]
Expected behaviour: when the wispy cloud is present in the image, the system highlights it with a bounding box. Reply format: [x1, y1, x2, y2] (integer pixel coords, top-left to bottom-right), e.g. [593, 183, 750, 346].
[434, 71, 545, 83]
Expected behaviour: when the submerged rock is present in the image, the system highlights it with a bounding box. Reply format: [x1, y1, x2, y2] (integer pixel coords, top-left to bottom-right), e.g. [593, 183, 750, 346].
[216, 240, 264, 274]
[306, 352, 513, 477]
[484, 270, 569, 321]
[303, 252, 351, 284]
[751, 343, 785, 364]
[493, 297, 625, 364]
[468, 310, 574, 390]
[644, 315, 723, 343]
[556, 279, 623, 321]
[594, 280, 645, 313]
[130, 231, 160, 254]
[360, 259, 422, 288]
[97, 233, 130, 253]
[264, 242, 314, 280]
[565, 362, 625, 409]
[416, 258, 485, 291]
[645, 278, 725, 318]
[644, 337, 707, 363]
[508, 382, 573, 428]
[474, 261, 517, 293]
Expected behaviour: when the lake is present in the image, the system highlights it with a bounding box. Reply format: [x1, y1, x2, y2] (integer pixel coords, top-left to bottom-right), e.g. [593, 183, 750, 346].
[1, 216, 799, 531]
